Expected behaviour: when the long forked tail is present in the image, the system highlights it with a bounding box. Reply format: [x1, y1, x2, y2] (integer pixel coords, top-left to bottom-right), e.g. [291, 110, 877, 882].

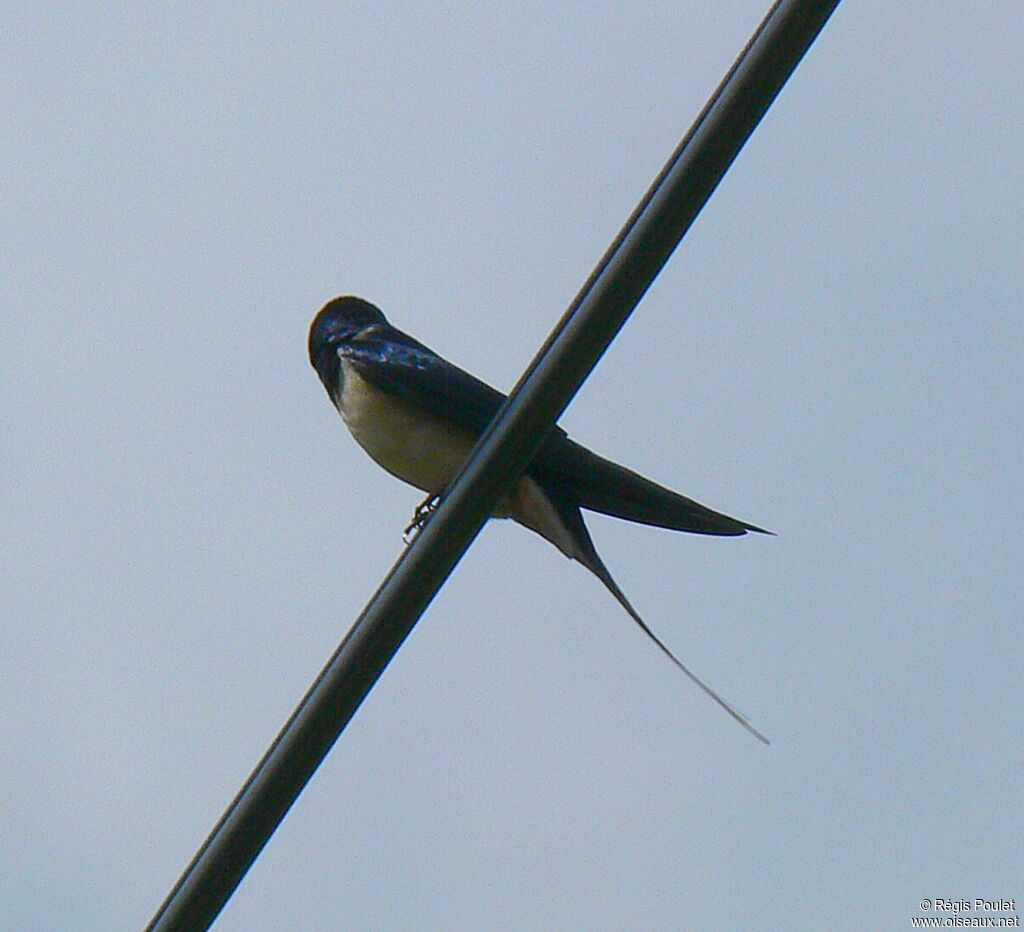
[559, 503, 770, 745]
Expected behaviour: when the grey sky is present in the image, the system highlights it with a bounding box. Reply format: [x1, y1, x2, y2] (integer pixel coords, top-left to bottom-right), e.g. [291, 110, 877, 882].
[3, 2, 1021, 930]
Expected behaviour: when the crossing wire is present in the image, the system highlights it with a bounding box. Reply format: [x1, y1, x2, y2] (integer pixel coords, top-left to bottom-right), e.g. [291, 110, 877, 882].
[146, 1, 842, 928]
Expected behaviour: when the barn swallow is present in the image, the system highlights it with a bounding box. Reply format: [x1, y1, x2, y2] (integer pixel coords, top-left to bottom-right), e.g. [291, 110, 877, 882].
[309, 295, 771, 743]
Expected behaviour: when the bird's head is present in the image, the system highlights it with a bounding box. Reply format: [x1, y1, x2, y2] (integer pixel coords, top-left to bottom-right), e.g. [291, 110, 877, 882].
[308, 296, 386, 388]
[309, 296, 385, 358]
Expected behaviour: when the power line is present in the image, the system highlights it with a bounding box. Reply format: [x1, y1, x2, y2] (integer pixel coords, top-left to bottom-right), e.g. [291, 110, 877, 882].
[146, 1, 841, 928]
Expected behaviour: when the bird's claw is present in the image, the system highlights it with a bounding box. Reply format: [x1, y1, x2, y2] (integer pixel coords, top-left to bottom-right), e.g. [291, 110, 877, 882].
[402, 494, 441, 543]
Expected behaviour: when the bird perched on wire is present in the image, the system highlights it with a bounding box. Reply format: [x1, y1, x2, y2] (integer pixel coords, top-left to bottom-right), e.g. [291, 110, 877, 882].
[309, 295, 771, 743]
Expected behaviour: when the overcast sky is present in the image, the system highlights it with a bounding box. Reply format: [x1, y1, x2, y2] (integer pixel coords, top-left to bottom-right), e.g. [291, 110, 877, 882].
[3, 2, 1022, 929]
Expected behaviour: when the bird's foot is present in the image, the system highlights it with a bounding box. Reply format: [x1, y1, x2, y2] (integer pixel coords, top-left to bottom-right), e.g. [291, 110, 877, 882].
[402, 494, 441, 543]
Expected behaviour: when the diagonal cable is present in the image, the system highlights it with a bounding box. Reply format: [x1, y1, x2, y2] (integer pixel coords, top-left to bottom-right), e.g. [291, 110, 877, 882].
[146, 1, 841, 928]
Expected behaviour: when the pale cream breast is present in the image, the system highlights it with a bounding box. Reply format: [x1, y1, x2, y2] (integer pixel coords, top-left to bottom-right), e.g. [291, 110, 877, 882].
[337, 358, 478, 494]
[335, 360, 570, 545]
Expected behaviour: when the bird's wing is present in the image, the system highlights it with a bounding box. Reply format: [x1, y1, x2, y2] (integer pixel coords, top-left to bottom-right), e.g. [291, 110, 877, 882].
[338, 328, 513, 436]
[533, 437, 770, 536]
[341, 327, 768, 537]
